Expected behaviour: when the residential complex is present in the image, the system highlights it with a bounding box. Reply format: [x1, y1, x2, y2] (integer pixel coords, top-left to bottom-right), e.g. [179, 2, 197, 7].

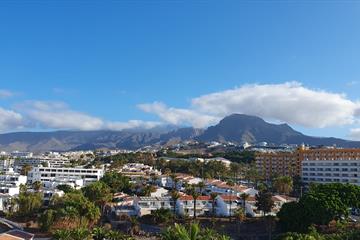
[302, 148, 360, 185]
[256, 146, 360, 187]
[27, 166, 104, 185]
[255, 149, 301, 179]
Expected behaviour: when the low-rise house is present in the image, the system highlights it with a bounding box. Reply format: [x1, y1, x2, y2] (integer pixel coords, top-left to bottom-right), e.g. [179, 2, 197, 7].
[110, 193, 137, 218]
[157, 174, 202, 190]
[244, 194, 296, 217]
[177, 195, 212, 217]
[120, 163, 161, 177]
[215, 195, 241, 217]
[205, 179, 253, 196]
[134, 196, 172, 216]
[150, 187, 168, 197]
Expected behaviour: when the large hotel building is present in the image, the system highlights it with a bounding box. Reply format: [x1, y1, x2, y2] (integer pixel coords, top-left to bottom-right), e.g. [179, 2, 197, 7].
[255, 147, 360, 185]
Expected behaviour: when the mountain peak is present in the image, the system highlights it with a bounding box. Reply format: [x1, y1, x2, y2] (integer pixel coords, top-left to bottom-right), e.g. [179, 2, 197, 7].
[220, 114, 265, 124]
[198, 114, 303, 144]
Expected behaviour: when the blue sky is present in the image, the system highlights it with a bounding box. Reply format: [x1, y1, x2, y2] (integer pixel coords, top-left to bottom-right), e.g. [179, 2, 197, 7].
[1, 1, 360, 139]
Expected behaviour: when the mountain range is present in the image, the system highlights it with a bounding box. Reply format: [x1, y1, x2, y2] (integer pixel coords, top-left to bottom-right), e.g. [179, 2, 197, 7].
[0, 114, 359, 152]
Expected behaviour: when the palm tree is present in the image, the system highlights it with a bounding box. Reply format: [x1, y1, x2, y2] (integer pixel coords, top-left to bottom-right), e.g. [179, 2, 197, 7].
[150, 172, 158, 185]
[210, 192, 218, 224]
[141, 185, 156, 197]
[186, 186, 200, 220]
[234, 208, 246, 235]
[71, 228, 91, 240]
[197, 181, 205, 195]
[273, 176, 293, 195]
[169, 173, 180, 190]
[19, 184, 27, 193]
[21, 164, 32, 176]
[32, 181, 42, 192]
[162, 223, 230, 240]
[92, 227, 106, 240]
[129, 216, 140, 236]
[170, 190, 180, 217]
[240, 193, 250, 209]
[53, 229, 72, 240]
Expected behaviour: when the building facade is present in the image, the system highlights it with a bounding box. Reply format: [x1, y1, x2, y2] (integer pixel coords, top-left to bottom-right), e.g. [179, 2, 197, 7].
[256, 147, 360, 182]
[27, 166, 104, 185]
[255, 150, 301, 179]
[301, 148, 360, 185]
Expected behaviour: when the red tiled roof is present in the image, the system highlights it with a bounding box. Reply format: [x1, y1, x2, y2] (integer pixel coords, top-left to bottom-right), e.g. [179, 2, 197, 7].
[179, 195, 210, 201]
[220, 195, 239, 201]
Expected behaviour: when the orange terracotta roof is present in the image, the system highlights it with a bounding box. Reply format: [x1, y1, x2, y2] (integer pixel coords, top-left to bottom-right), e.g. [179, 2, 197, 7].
[220, 195, 239, 201]
[0, 235, 21, 240]
[179, 195, 210, 201]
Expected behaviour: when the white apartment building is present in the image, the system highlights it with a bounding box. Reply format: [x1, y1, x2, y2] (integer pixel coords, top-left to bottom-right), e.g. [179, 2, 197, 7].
[0, 159, 14, 171]
[27, 166, 104, 185]
[302, 160, 360, 185]
[0, 168, 27, 196]
[14, 158, 71, 168]
[14, 158, 47, 167]
[10, 151, 33, 158]
[43, 178, 84, 190]
[0, 168, 27, 187]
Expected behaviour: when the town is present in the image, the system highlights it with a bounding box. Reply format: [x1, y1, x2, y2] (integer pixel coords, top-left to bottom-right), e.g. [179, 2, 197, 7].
[0, 140, 359, 239]
[1, 1, 359, 239]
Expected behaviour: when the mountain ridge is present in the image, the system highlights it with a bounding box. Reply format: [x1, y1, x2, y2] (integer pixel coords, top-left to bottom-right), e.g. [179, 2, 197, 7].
[0, 114, 359, 152]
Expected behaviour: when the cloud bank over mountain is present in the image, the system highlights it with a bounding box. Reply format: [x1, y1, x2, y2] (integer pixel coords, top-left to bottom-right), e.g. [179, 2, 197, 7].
[1, 83, 360, 139]
[139, 82, 360, 130]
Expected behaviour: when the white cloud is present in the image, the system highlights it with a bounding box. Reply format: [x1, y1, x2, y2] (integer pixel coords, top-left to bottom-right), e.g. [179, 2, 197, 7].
[138, 102, 219, 128]
[15, 101, 162, 131]
[349, 128, 360, 140]
[0, 89, 15, 98]
[17, 101, 104, 130]
[139, 82, 360, 128]
[106, 120, 162, 130]
[0, 107, 24, 131]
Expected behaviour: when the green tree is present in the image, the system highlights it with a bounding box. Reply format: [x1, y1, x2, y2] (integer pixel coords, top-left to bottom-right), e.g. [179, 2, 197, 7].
[171, 190, 180, 217]
[186, 185, 200, 220]
[56, 184, 74, 193]
[82, 181, 112, 211]
[15, 191, 43, 218]
[39, 209, 56, 231]
[151, 208, 173, 224]
[162, 223, 230, 240]
[277, 183, 360, 233]
[210, 192, 218, 222]
[20, 164, 32, 176]
[140, 185, 156, 197]
[240, 193, 250, 209]
[32, 181, 43, 192]
[53, 229, 72, 240]
[197, 181, 205, 195]
[255, 191, 274, 216]
[234, 208, 246, 235]
[101, 172, 132, 194]
[273, 176, 293, 195]
[44, 191, 101, 229]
